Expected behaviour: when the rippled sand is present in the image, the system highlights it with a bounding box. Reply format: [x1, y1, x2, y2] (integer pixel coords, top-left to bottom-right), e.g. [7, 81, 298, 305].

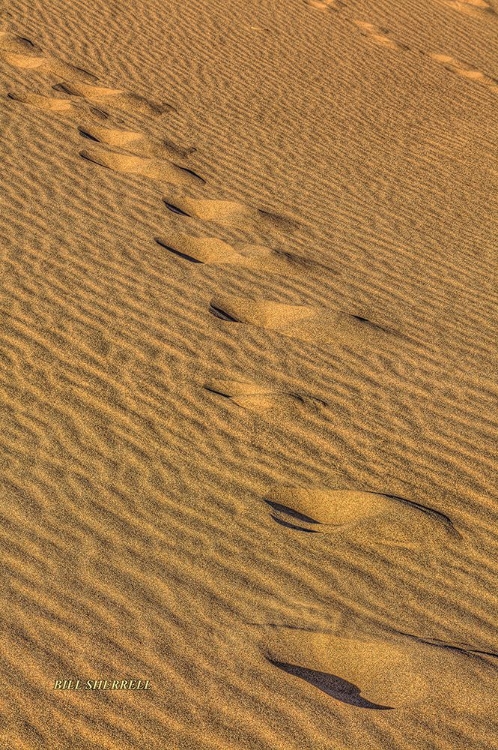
[1, 0, 497, 747]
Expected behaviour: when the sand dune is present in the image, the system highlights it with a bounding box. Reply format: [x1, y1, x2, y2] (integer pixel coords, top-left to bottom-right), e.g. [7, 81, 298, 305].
[1, 0, 497, 748]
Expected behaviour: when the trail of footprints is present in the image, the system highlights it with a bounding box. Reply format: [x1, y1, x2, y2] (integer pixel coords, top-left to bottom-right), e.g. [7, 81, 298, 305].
[353, 21, 498, 91]
[3, 25, 494, 715]
[305, 2, 498, 93]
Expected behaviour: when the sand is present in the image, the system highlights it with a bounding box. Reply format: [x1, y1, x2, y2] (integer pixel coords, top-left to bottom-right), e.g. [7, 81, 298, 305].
[0, 0, 497, 747]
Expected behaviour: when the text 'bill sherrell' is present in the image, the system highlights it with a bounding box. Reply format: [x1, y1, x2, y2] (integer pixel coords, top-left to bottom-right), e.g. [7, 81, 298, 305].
[54, 679, 151, 690]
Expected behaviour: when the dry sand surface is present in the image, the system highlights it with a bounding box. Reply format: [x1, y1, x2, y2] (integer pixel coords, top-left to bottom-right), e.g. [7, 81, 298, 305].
[1, 0, 497, 747]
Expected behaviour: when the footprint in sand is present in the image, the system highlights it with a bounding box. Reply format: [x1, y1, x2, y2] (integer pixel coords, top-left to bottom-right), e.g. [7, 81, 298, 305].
[77, 124, 195, 160]
[265, 632, 424, 708]
[353, 22, 410, 51]
[163, 197, 300, 232]
[264, 486, 456, 547]
[0, 32, 97, 82]
[79, 145, 204, 186]
[429, 53, 498, 90]
[52, 81, 172, 117]
[437, 0, 496, 17]
[208, 294, 400, 348]
[7, 90, 78, 114]
[155, 232, 335, 275]
[351, 21, 497, 92]
[203, 378, 328, 413]
[263, 630, 495, 711]
[306, 0, 345, 10]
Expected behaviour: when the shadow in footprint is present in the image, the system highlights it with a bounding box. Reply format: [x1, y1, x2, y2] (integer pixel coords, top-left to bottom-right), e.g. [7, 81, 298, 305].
[209, 304, 240, 322]
[269, 660, 393, 709]
[164, 201, 191, 217]
[207, 294, 403, 348]
[265, 501, 318, 525]
[174, 165, 205, 184]
[265, 487, 457, 546]
[204, 378, 328, 414]
[156, 240, 203, 263]
[155, 232, 334, 276]
[7, 91, 76, 113]
[270, 516, 319, 533]
[162, 197, 299, 231]
[79, 146, 196, 186]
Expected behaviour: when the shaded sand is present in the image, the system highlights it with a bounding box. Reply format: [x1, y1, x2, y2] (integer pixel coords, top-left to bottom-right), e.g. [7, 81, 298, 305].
[1, 0, 497, 748]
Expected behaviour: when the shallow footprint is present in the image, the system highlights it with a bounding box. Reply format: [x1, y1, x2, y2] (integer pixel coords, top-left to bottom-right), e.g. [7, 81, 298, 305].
[353, 21, 409, 51]
[163, 197, 300, 231]
[208, 294, 399, 348]
[265, 486, 456, 546]
[53, 81, 172, 116]
[80, 145, 202, 186]
[204, 378, 328, 413]
[77, 124, 194, 161]
[0, 32, 42, 53]
[306, 0, 345, 9]
[0, 34, 97, 82]
[7, 91, 76, 114]
[438, 0, 496, 16]
[155, 232, 331, 275]
[429, 53, 498, 90]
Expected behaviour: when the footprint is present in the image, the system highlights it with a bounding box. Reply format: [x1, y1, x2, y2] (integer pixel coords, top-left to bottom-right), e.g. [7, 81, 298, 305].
[353, 21, 409, 51]
[0, 32, 42, 53]
[7, 90, 76, 114]
[204, 378, 328, 412]
[0, 33, 97, 82]
[163, 198, 300, 231]
[306, 0, 345, 10]
[155, 232, 333, 275]
[429, 53, 498, 90]
[77, 124, 194, 161]
[265, 487, 456, 545]
[265, 632, 426, 708]
[52, 82, 172, 116]
[208, 294, 399, 347]
[438, 0, 496, 16]
[264, 630, 496, 713]
[79, 145, 203, 186]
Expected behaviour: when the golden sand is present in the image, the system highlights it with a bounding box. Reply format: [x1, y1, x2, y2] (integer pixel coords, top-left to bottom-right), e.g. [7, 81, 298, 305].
[1, 0, 497, 747]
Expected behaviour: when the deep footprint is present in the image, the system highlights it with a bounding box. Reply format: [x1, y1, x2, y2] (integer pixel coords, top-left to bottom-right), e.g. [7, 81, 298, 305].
[80, 146, 201, 186]
[264, 630, 496, 712]
[429, 53, 498, 90]
[265, 486, 456, 545]
[265, 633, 425, 708]
[163, 197, 299, 231]
[208, 294, 399, 347]
[306, 0, 345, 9]
[77, 124, 197, 163]
[438, 0, 496, 16]
[155, 232, 332, 275]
